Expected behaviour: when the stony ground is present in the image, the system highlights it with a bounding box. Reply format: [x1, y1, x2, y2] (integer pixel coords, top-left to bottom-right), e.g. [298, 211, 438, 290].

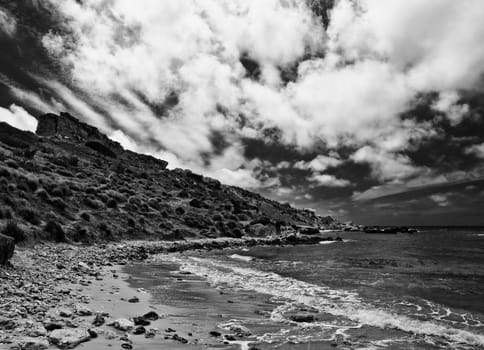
[0, 234, 340, 350]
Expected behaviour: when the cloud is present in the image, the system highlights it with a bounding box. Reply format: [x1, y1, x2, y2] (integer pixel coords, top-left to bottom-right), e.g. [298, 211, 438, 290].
[466, 143, 484, 159]
[308, 174, 351, 188]
[295, 154, 342, 172]
[429, 193, 450, 207]
[0, 104, 38, 132]
[0, 8, 16, 37]
[351, 145, 424, 181]
[9, 0, 480, 193]
[432, 91, 469, 126]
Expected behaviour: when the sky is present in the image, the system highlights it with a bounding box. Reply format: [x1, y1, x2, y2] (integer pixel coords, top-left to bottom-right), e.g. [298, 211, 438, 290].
[0, 0, 484, 226]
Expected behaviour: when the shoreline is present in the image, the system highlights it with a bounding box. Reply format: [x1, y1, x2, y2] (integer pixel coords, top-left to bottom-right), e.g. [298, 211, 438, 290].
[0, 234, 342, 349]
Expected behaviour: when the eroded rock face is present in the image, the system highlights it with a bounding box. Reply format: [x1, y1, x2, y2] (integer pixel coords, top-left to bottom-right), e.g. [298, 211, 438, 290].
[0, 233, 14, 265]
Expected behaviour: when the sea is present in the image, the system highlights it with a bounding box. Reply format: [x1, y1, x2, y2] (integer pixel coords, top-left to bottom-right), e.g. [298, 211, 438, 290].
[127, 228, 484, 349]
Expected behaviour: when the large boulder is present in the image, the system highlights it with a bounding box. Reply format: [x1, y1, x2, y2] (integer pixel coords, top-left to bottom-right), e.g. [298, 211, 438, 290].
[48, 328, 91, 348]
[0, 233, 14, 265]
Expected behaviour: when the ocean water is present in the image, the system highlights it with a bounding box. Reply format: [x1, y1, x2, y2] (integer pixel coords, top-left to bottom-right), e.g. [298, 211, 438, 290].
[147, 228, 484, 349]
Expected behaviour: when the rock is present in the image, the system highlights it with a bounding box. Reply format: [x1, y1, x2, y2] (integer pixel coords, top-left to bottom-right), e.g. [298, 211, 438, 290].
[43, 322, 63, 331]
[92, 314, 105, 327]
[104, 330, 117, 340]
[58, 309, 73, 318]
[145, 328, 158, 338]
[133, 326, 146, 335]
[48, 328, 91, 349]
[88, 327, 104, 338]
[12, 336, 49, 350]
[142, 311, 160, 321]
[121, 343, 133, 349]
[75, 304, 92, 316]
[172, 334, 188, 343]
[288, 313, 316, 323]
[128, 296, 139, 303]
[133, 317, 150, 326]
[209, 331, 222, 337]
[111, 318, 134, 331]
[0, 233, 14, 265]
[223, 324, 251, 337]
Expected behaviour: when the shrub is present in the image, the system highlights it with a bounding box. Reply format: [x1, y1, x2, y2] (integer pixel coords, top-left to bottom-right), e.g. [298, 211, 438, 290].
[44, 221, 66, 242]
[0, 166, 12, 178]
[50, 197, 67, 211]
[85, 141, 117, 158]
[80, 212, 90, 221]
[2, 221, 26, 243]
[106, 198, 117, 209]
[0, 207, 12, 220]
[18, 207, 40, 225]
[5, 159, 18, 169]
[35, 188, 50, 201]
[147, 198, 159, 210]
[83, 197, 104, 209]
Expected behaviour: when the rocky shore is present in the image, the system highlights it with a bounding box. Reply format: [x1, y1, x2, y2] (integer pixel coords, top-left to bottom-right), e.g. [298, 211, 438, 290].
[0, 234, 342, 350]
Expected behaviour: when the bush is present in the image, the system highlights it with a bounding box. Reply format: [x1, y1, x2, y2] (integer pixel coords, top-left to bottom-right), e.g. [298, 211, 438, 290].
[0, 207, 12, 220]
[85, 141, 117, 158]
[2, 221, 26, 243]
[5, 159, 18, 169]
[35, 188, 50, 201]
[44, 221, 66, 242]
[18, 207, 40, 225]
[106, 198, 117, 208]
[80, 212, 90, 221]
[83, 197, 104, 209]
[51, 197, 67, 211]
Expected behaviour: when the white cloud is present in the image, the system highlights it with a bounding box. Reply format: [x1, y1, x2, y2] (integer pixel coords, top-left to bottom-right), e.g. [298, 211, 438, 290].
[308, 174, 351, 187]
[430, 193, 450, 207]
[351, 145, 423, 181]
[295, 154, 342, 172]
[466, 143, 484, 159]
[35, 0, 484, 188]
[0, 105, 38, 132]
[0, 8, 16, 37]
[432, 91, 469, 126]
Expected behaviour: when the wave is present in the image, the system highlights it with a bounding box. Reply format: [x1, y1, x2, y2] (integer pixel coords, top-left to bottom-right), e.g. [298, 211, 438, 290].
[156, 254, 484, 348]
[229, 254, 254, 262]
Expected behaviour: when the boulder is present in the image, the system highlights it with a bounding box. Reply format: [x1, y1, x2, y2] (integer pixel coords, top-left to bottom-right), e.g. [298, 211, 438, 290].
[12, 336, 49, 350]
[111, 318, 134, 331]
[48, 328, 91, 348]
[288, 313, 316, 323]
[0, 233, 14, 265]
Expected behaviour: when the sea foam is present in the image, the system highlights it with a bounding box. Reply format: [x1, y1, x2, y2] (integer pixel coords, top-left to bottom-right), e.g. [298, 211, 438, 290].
[157, 254, 484, 348]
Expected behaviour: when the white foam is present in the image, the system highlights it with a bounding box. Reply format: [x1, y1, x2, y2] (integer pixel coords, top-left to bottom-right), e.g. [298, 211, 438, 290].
[156, 254, 484, 347]
[229, 254, 254, 262]
[319, 240, 338, 245]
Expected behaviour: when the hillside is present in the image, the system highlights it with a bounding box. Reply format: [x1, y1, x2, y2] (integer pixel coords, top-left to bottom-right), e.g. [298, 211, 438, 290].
[0, 112, 337, 245]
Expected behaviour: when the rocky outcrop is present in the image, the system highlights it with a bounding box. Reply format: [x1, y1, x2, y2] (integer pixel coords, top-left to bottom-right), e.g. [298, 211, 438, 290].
[36, 112, 123, 157]
[0, 233, 14, 265]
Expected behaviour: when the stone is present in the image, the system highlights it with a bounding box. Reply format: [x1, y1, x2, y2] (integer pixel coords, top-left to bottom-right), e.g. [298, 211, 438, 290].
[75, 304, 92, 316]
[142, 311, 159, 321]
[288, 313, 316, 323]
[13, 336, 49, 350]
[133, 326, 146, 335]
[104, 330, 117, 340]
[209, 331, 222, 337]
[58, 308, 73, 318]
[92, 314, 105, 327]
[0, 233, 14, 265]
[48, 328, 91, 348]
[224, 324, 251, 337]
[111, 318, 134, 331]
[145, 328, 157, 338]
[133, 317, 150, 326]
[127, 296, 139, 303]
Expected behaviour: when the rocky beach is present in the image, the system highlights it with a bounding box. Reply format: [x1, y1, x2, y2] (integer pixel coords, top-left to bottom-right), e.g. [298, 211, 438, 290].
[0, 234, 347, 350]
